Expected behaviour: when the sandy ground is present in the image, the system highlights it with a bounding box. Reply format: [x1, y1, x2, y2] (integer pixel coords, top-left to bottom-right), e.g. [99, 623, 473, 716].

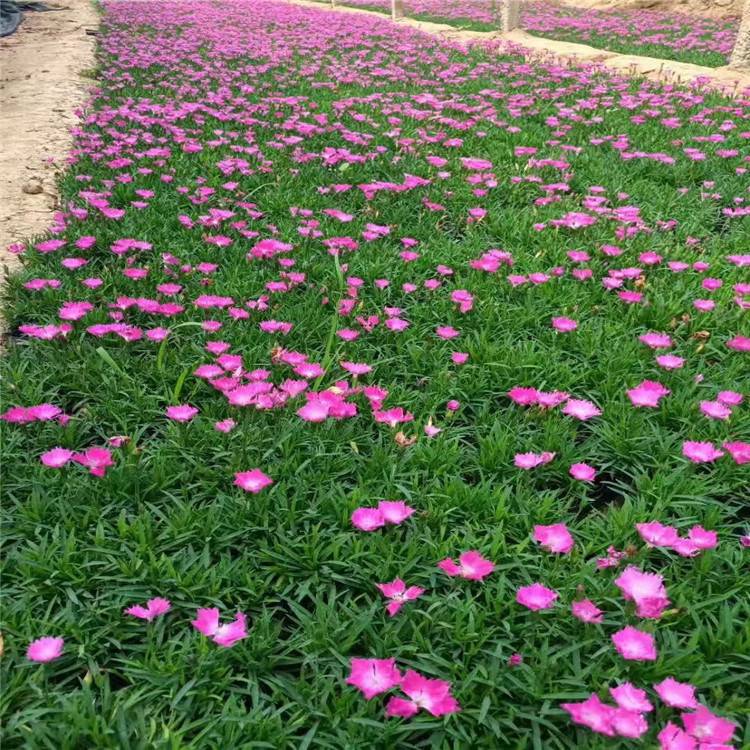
[295, 0, 750, 91]
[0, 0, 98, 282]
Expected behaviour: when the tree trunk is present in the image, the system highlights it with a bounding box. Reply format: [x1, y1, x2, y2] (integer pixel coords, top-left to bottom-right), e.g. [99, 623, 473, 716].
[500, 0, 520, 32]
[730, 0, 750, 69]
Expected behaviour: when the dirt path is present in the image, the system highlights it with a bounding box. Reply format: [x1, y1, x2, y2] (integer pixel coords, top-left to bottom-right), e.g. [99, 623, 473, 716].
[0, 0, 98, 281]
[291, 0, 750, 93]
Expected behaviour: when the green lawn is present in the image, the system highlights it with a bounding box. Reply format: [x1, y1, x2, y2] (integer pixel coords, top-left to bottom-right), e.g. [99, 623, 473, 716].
[1, 1, 748, 748]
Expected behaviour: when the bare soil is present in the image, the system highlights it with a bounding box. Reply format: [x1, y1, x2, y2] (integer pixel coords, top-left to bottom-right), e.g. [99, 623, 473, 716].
[0, 0, 98, 280]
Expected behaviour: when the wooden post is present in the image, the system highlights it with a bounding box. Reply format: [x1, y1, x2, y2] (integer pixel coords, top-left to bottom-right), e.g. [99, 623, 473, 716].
[391, 0, 404, 20]
[500, 0, 520, 32]
[729, 0, 750, 69]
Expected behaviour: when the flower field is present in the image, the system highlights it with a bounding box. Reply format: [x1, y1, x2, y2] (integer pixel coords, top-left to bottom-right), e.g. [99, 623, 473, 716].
[521, 2, 738, 67]
[1, 1, 749, 747]
[329, 0, 739, 66]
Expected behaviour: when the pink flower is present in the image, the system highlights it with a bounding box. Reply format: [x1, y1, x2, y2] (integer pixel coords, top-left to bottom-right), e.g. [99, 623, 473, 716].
[26, 636, 64, 663]
[461, 157, 492, 170]
[341, 361, 372, 376]
[191, 608, 248, 647]
[658, 722, 697, 750]
[717, 390, 743, 406]
[450, 290, 473, 313]
[214, 418, 236, 433]
[654, 677, 698, 709]
[125, 597, 172, 621]
[385, 317, 409, 332]
[640, 332, 673, 349]
[436, 325, 459, 339]
[612, 626, 658, 661]
[146, 327, 169, 341]
[619, 290, 643, 304]
[687, 525, 717, 550]
[295, 362, 325, 379]
[1, 406, 32, 424]
[533, 523, 574, 554]
[376, 579, 425, 617]
[562, 399, 601, 420]
[571, 599, 604, 624]
[514, 451, 555, 469]
[424, 423, 442, 437]
[699, 400, 732, 420]
[351, 507, 385, 531]
[724, 441, 750, 465]
[636, 521, 679, 548]
[233, 468, 273, 493]
[385, 670, 460, 718]
[551, 316, 577, 332]
[297, 399, 330, 422]
[570, 463, 596, 482]
[374, 407, 413, 427]
[59, 300, 94, 321]
[656, 354, 685, 370]
[612, 710, 649, 739]
[537, 390, 569, 408]
[681, 705, 736, 744]
[508, 386, 539, 406]
[31, 403, 63, 421]
[610, 682, 653, 713]
[726, 334, 750, 352]
[516, 583, 558, 611]
[615, 566, 670, 619]
[438, 550, 495, 581]
[346, 657, 401, 700]
[627, 380, 670, 408]
[352, 501, 414, 531]
[377, 500, 415, 524]
[682, 441, 724, 463]
[561, 694, 615, 736]
[166, 404, 199, 422]
[552, 211, 597, 229]
[73, 446, 114, 477]
[596, 545, 626, 569]
[40, 447, 74, 468]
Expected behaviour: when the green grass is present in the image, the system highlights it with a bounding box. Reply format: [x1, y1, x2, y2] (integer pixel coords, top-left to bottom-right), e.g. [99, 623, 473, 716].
[1, 1, 749, 747]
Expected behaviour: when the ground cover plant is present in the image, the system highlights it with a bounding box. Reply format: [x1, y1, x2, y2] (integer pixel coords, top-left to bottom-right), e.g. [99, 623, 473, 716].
[520, 2, 738, 68]
[1, 0, 749, 747]
[326, 0, 739, 66]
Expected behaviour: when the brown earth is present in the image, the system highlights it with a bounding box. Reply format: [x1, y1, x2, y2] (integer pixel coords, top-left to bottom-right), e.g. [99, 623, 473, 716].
[0, 0, 98, 282]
